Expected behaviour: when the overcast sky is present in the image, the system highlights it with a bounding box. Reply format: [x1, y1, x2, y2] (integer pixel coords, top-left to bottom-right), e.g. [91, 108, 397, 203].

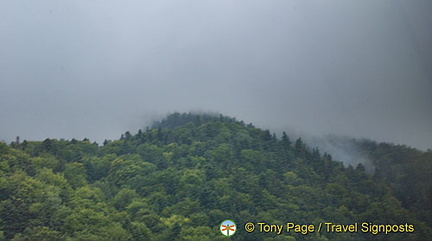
[1, 0, 431, 150]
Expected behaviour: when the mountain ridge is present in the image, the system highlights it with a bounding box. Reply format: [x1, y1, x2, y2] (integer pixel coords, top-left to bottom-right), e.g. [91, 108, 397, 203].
[1, 112, 430, 240]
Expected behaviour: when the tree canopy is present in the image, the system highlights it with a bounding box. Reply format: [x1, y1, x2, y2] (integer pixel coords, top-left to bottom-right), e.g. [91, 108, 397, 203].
[0, 112, 430, 240]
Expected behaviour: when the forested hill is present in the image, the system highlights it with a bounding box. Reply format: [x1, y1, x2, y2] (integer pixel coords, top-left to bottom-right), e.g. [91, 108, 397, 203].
[1, 113, 431, 240]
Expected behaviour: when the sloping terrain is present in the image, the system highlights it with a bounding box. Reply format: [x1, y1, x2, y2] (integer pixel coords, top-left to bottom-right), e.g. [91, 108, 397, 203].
[0, 113, 430, 240]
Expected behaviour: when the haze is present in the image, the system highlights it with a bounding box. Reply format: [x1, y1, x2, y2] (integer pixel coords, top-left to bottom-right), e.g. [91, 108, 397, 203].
[1, 0, 431, 150]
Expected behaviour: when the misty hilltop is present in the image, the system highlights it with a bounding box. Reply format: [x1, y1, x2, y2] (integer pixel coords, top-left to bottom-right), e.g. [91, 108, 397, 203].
[1, 112, 431, 240]
[1, 1, 430, 239]
[1, 1, 431, 151]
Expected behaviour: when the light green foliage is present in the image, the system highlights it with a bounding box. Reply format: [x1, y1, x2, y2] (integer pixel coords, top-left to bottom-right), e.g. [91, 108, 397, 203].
[129, 221, 152, 241]
[0, 113, 430, 240]
[64, 162, 88, 188]
[11, 226, 62, 241]
[108, 155, 156, 188]
[32, 154, 58, 170]
[179, 226, 220, 241]
[111, 188, 139, 210]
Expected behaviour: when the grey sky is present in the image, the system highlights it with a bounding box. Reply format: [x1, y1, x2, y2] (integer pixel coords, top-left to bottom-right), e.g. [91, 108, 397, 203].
[1, 0, 431, 150]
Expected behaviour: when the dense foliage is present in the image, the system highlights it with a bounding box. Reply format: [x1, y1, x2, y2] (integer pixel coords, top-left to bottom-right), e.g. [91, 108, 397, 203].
[354, 140, 432, 226]
[0, 113, 431, 240]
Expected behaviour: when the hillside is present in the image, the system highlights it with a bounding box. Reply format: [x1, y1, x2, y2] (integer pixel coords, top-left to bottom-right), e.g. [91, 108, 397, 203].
[0, 113, 431, 240]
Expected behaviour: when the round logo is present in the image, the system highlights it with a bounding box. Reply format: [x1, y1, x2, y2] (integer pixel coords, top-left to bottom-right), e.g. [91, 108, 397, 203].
[220, 220, 237, 237]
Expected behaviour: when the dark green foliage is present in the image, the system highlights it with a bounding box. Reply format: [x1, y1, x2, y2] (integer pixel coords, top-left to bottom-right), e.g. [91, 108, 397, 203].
[353, 140, 432, 225]
[0, 113, 430, 240]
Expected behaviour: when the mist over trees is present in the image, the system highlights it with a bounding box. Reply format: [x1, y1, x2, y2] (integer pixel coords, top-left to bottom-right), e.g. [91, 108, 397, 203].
[1, 113, 431, 240]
